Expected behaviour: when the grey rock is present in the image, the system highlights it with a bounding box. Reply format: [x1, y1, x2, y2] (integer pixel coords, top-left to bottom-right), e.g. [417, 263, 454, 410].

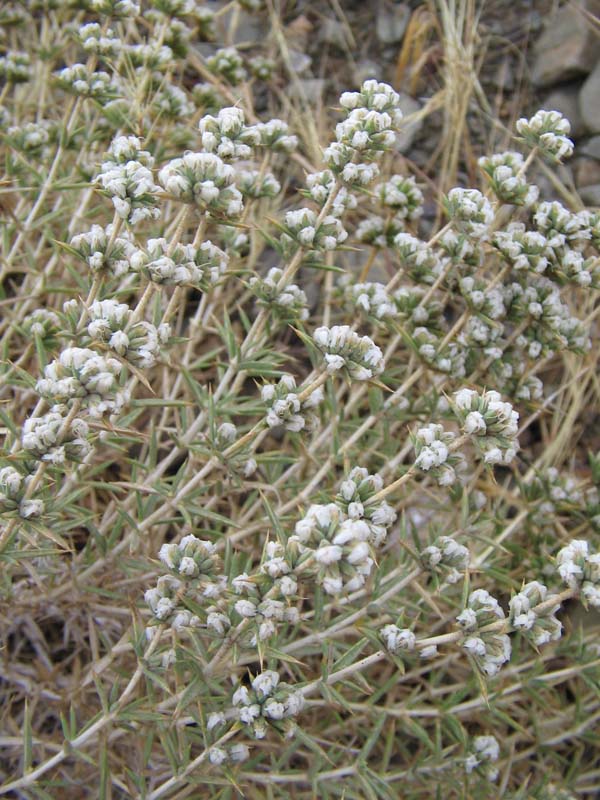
[291, 78, 326, 104]
[318, 17, 348, 50]
[376, 1, 411, 45]
[579, 135, 600, 159]
[395, 93, 423, 154]
[580, 61, 600, 133]
[579, 183, 600, 205]
[531, 0, 600, 88]
[573, 157, 600, 188]
[541, 84, 586, 139]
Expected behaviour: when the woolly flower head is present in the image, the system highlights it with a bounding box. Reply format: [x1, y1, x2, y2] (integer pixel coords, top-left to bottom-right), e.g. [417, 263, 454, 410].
[199, 107, 259, 160]
[232, 671, 305, 739]
[158, 152, 243, 217]
[452, 388, 519, 464]
[249, 267, 309, 321]
[445, 188, 494, 240]
[509, 581, 562, 646]
[478, 151, 538, 207]
[339, 80, 403, 127]
[282, 207, 347, 251]
[556, 540, 600, 607]
[158, 534, 218, 579]
[313, 325, 383, 381]
[516, 109, 573, 163]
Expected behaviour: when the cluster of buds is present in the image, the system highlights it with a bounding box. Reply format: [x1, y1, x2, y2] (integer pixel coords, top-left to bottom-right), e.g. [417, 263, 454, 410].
[345, 281, 398, 320]
[516, 109, 574, 163]
[70, 224, 136, 277]
[445, 188, 495, 240]
[36, 347, 128, 417]
[357, 215, 406, 249]
[206, 742, 249, 767]
[158, 534, 219, 580]
[131, 238, 228, 288]
[305, 170, 357, 217]
[22, 409, 91, 465]
[420, 535, 470, 584]
[313, 325, 384, 380]
[380, 624, 416, 655]
[0, 50, 31, 83]
[412, 424, 463, 486]
[534, 201, 591, 253]
[457, 589, 512, 677]
[236, 169, 280, 199]
[0, 467, 44, 519]
[478, 151, 538, 206]
[144, 574, 185, 622]
[231, 576, 300, 645]
[261, 374, 323, 432]
[323, 80, 403, 187]
[452, 388, 519, 465]
[375, 174, 424, 220]
[336, 467, 397, 548]
[508, 581, 562, 646]
[54, 63, 118, 100]
[86, 300, 170, 369]
[75, 22, 121, 56]
[465, 735, 500, 782]
[199, 107, 260, 161]
[393, 233, 443, 284]
[254, 119, 298, 152]
[206, 46, 247, 84]
[493, 223, 549, 275]
[281, 207, 348, 251]
[556, 540, 600, 607]
[230, 671, 304, 739]
[248, 267, 309, 321]
[158, 152, 243, 217]
[89, 0, 140, 16]
[23, 309, 61, 341]
[6, 121, 54, 153]
[96, 136, 160, 225]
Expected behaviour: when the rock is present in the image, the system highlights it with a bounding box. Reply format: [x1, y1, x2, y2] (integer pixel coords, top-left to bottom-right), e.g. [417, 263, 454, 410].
[531, 0, 600, 88]
[580, 135, 600, 160]
[291, 78, 326, 104]
[580, 61, 600, 133]
[541, 84, 586, 139]
[579, 183, 600, 205]
[318, 18, 348, 50]
[395, 93, 423, 154]
[573, 157, 600, 188]
[376, 1, 411, 45]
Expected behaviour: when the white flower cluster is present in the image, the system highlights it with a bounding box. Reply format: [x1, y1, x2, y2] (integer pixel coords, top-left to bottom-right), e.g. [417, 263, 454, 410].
[445, 188, 494, 240]
[516, 109, 574, 162]
[132, 238, 228, 288]
[253, 119, 298, 152]
[144, 574, 184, 622]
[236, 169, 280, 199]
[127, 41, 174, 71]
[261, 374, 323, 432]
[158, 534, 219, 580]
[206, 742, 249, 766]
[7, 121, 53, 153]
[248, 267, 309, 320]
[22, 410, 91, 465]
[231, 581, 300, 645]
[87, 300, 170, 368]
[357, 215, 405, 249]
[534, 201, 591, 252]
[313, 325, 384, 380]
[89, 0, 140, 16]
[394, 233, 443, 284]
[336, 467, 397, 548]
[70, 224, 136, 277]
[380, 624, 416, 655]
[478, 151, 538, 206]
[158, 152, 243, 217]
[0, 466, 44, 519]
[206, 46, 247, 85]
[453, 388, 519, 465]
[458, 276, 506, 319]
[96, 137, 160, 225]
[199, 107, 259, 160]
[23, 309, 61, 339]
[420, 536, 470, 583]
[324, 80, 403, 186]
[508, 581, 562, 646]
[375, 174, 424, 220]
[556, 540, 600, 607]
[465, 735, 500, 781]
[345, 281, 397, 320]
[282, 207, 348, 251]
[305, 170, 357, 217]
[36, 347, 128, 417]
[231, 671, 304, 739]
[0, 50, 31, 83]
[76, 22, 121, 57]
[493, 223, 548, 274]
[54, 63, 117, 99]
[457, 589, 511, 677]
[413, 424, 462, 486]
